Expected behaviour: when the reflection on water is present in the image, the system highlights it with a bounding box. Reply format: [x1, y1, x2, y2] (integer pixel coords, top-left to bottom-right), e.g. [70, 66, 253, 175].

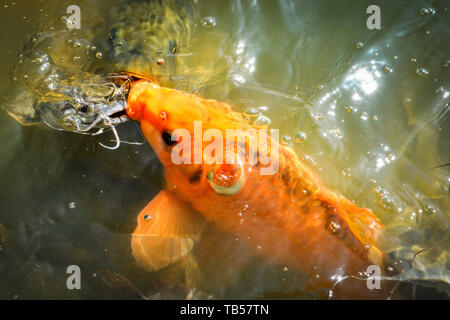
[0, 0, 448, 299]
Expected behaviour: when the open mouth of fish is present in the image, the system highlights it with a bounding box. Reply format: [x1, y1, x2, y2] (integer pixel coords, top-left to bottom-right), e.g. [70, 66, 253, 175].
[41, 74, 132, 131]
[36, 73, 140, 149]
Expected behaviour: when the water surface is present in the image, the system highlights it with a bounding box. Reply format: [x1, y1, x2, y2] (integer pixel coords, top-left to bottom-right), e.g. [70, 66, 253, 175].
[0, 0, 448, 299]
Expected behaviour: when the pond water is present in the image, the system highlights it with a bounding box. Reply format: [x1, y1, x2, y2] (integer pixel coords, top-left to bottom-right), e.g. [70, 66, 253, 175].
[0, 0, 448, 299]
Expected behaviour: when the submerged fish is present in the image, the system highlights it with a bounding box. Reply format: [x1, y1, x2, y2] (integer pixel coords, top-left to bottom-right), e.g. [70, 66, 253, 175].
[126, 80, 394, 299]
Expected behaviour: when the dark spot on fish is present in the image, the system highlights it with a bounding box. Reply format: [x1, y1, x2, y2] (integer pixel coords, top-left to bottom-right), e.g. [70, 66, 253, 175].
[280, 167, 292, 189]
[189, 167, 203, 184]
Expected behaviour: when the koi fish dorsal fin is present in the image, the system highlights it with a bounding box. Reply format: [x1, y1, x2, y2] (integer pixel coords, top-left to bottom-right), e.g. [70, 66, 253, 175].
[131, 190, 205, 272]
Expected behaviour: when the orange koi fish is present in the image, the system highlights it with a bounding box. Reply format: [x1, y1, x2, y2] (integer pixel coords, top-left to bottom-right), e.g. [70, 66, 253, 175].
[126, 80, 393, 299]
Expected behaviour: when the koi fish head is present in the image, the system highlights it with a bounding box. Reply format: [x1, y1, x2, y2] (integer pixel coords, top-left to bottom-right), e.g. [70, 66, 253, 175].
[127, 80, 251, 197]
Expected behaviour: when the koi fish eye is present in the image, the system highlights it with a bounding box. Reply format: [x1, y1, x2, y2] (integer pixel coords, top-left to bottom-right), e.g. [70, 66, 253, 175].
[162, 131, 177, 146]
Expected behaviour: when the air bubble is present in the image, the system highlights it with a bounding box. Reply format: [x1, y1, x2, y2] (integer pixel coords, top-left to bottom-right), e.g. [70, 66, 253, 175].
[282, 266, 288, 272]
[302, 155, 318, 168]
[328, 128, 343, 139]
[345, 106, 356, 113]
[253, 115, 271, 129]
[387, 153, 396, 161]
[423, 203, 436, 214]
[379, 195, 394, 210]
[355, 42, 364, 49]
[281, 135, 292, 145]
[144, 215, 152, 221]
[312, 113, 324, 121]
[243, 107, 260, 118]
[327, 220, 341, 234]
[95, 52, 103, 59]
[375, 187, 395, 210]
[201, 16, 216, 29]
[360, 112, 368, 120]
[383, 66, 393, 73]
[416, 67, 429, 76]
[435, 86, 444, 94]
[341, 168, 351, 177]
[418, 8, 436, 16]
[68, 202, 76, 209]
[294, 132, 307, 143]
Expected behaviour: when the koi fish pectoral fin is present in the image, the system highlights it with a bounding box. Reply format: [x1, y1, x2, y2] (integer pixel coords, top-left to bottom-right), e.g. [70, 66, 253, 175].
[131, 190, 205, 272]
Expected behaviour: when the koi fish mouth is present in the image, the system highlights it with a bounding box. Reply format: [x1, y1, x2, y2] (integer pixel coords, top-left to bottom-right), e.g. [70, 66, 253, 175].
[4, 73, 134, 139]
[38, 74, 133, 136]
[5, 70, 155, 149]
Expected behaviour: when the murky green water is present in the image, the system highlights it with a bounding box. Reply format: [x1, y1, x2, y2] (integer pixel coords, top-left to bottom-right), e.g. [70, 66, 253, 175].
[0, 0, 448, 299]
